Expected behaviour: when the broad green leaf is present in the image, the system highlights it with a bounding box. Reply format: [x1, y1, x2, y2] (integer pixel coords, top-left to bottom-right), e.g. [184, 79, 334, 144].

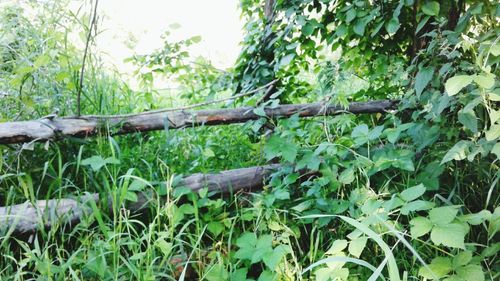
[348, 236, 368, 258]
[419, 257, 452, 280]
[415, 67, 434, 96]
[346, 8, 356, 23]
[429, 206, 458, 225]
[410, 217, 433, 238]
[251, 235, 273, 263]
[33, 54, 51, 68]
[315, 267, 349, 281]
[441, 140, 470, 164]
[491, 142, 500, 158]
[264, 135, 298, 162]
[400, 200, 434, 215]
[253, 106, 267, 117]
[190, 35, 202, 43]
[326, 239, 348, 255]
[460, 210, 491, 225]
[279, 53, 295, 67]
[422, 1, 440, 16]
[230, 268, 248, 280]
[368, 126, 384, 141]
[456, 264, 484, 281]
[81, 156, 120, 172]
[452, 251, 472, 268]
[485, 125, 500, 141]
[445, 75, 473, 96]
[353, 17, 368, 36]
[458, 109, 478, 133]
[263, 244, 290, 270]
[489, 109, 500, 124]
[154, 239, 172, 257]
[400, 184, 426, 202]
[487, 89, 500, 101]
[473, 73, 495, 89]
[339, 167, 355, 184]
[205, 264, 228, 281]
[430, 223, 468, 249]
[258, 270, 276, 281]
[235, 232, 257, 260]
[416, 16, 430, 33]
[207, 221, 224, 236]
[385, 18, 400, 34]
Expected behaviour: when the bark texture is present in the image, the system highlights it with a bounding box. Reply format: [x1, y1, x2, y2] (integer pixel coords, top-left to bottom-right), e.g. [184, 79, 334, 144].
[0, 100, 397, 144]
[0, 164, 280, 235]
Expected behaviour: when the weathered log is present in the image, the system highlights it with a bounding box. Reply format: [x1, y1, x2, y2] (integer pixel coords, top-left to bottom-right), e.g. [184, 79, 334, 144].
[0, 164, 280, 235]
[0, 100, 397, 144]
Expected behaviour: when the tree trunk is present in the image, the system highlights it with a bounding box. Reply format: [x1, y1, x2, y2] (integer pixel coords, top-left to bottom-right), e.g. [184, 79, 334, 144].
[0, 164, 281, 235]
[0, 100, 397, 144]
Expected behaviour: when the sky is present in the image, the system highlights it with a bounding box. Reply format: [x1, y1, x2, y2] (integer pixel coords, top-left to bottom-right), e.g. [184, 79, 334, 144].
[96, 0, 244, 75]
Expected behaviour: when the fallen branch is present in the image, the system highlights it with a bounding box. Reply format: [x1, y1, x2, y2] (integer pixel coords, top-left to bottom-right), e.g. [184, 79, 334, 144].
[0, 100, 397, 144]
[0, 164, 280, 235]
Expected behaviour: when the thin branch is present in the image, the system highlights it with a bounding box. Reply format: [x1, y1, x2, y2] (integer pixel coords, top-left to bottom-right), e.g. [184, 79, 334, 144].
[72, 79, 278, 119]
[76, 0, 99, 117]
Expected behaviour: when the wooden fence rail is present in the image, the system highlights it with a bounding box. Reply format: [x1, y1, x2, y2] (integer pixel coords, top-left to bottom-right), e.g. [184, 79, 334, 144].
[0, 164, 283, 235]
[0, 100, 397, 144]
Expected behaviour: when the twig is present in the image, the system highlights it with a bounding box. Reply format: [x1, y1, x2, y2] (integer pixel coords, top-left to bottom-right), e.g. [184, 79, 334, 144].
[69, 79, 278, 119]
[76, 0, 99, 117]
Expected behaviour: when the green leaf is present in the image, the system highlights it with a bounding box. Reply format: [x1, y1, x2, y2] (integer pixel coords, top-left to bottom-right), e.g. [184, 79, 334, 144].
[264, 135, 298, 162]
[263, 244, 289, 270]
[154, 239, 172, 257]
[339, 167, 355, 184]
[353, 18, 368, 36]
[429, 206, 459, 225]
[473, 73, 495, 89]
[385, 18, 400, 34]
[415, 67, 434, 96]
[253, 106, 267, 117]
[33, 54, 51, 68]
[419, 257, 452, 280]
[279, 53, 295, 67]
[458, 109, 478, 133]
[485, 125, 500, 141]
[430, 223, 468, 249]
[346, 8, 357, 23]
[207, 221, 225, 237]
[441, 140, 470, 164]
[422, 1, 440, 16]
[456, 264, 484, 281]
[230, 268, 248, 280]
[445, 75, 473, 96]
[81, 156, 120, 172]
[400, 200, 434, 215]
[452, 251, 472, 268]
[348, 236, 368, 258]
[410, 217, 433, 238]
[416, 16, 430, 33]
[400, 184, 426, 202]
[326, 239, 348, 255]
[251, 234, 273, 263]
[491, 142, 500, 159]
[205, 264, 228, 281]
[235, 232, 257, 261]
[258, 270, 276, 281]
[460, 210, 491, 225]
[190, 35, 202, 43]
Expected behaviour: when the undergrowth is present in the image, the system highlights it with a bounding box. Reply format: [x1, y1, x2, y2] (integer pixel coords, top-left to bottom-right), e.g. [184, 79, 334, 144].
[0, 1, 499, 281]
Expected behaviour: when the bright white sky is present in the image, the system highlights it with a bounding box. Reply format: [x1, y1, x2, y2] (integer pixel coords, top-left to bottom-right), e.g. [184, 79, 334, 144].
[96, 0, 244, 76]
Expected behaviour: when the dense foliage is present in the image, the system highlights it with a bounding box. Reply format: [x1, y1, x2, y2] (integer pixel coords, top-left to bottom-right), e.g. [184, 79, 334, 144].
[0, 0, 498, 280]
